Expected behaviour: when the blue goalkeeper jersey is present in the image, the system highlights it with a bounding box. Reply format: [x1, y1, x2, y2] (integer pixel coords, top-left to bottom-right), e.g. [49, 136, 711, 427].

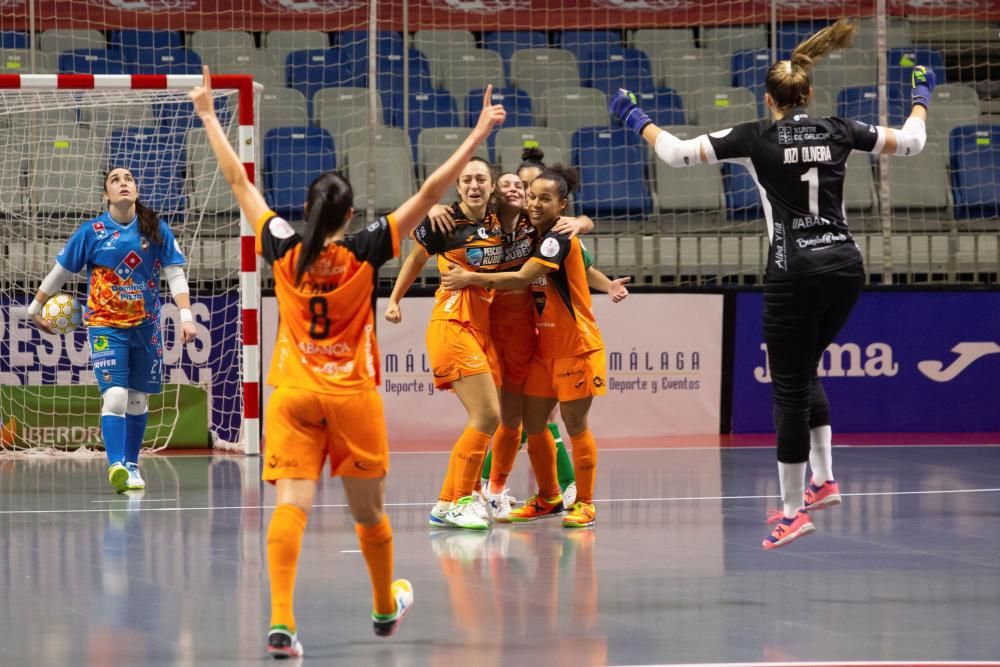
[57, 211, 186, 328]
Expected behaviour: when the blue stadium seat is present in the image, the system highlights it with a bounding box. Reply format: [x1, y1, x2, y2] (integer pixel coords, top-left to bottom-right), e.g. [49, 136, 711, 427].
[106, 128, 186, 217]
[263, 127, 336, 220]
[286, 48, 359, 114]
[58, 49, 127, 75]
[483, 31, 548, 77]
[556, 30, 622, 64]
[887, 48, 945, 126]
[377, 49, 435, 127]
[776, 20, 831, 58]
[837, 86, 879, 127]
[1, 31, 29, 49]
[335, 30, 403, 63]
[573, 126, 651, 220]
[633, 88, 685, 127]
[406, 90, 458, 162]
[110, 30, 182, 66]
[949, 125, 1000, 220]
[466, 86, 533, 159]
[731, 49, 771, 117]
[722, 163, 762, 221]
[134, 46, 202, 75]
[585, 47, 654, 98]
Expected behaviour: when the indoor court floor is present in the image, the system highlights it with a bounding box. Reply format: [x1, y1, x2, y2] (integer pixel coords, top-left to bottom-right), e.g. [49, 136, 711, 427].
[1, 443, 998, 666]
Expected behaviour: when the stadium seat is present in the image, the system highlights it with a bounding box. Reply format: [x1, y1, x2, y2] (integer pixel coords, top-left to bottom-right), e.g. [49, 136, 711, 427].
[335, 30, 404, 64]
[887, 48, 945, 96]
[854, 18, 912, 52]
[134, 46, 202, 75]
[314, 87, 382, 149]
[509, 48, 580, 99]
[632, 88, 685, 127]
[653, 125, 723, 212]
[495, 126, 569, 173]
[699, 26, 767, 55]
[437, 48, 506, 101]
[341, 126, 410, 165]
[555, 30, 623, 64]
[345, 132, 415, 212]
[949, 125, 1000, 220]
[413, 30, 476, 66]
[0, 31, 29, 49]
[932, 84, 980, 113]
[722, 163, 762, 221]
[188, 31, 256, 67]
[0, 49, 54, 74]
[655, 48, 729, 97]
[630, 28, 696, 58]
[263, 126, 336, 220]
[541, 86, 608, 136]
[731, 49, 772, 116]
[258, 88, 309, 138]
[836, 86, 879, 127]
[263, 30, 330, 67]
[58, 49, 127, 75]
[887, 139, 950, 211]
[39, 29, 106, 54]
[376, 49, 435, 127]
[286, 48, 359, 113]
[194, 51, 282, 90]
[417, 127, 491, 200]
[466, 86, 534, 156]
[928, 104, 980, 146]
[776, 20, 831, 58]
[844, 152, 875, 212]
[810, 50, 874, 99]
[573, 126, 651, 220]
[584, 47, 655, 98]
[110, 30, 183, 67]
[406, 90, 459, 162]
[106, 127, 187, 217]
[483, 31, 548, 77]
[690, 87, 757, 127]
[806, 88, 834, 117]
[0, 130, 26, 214]
[186, 125, 240, 214]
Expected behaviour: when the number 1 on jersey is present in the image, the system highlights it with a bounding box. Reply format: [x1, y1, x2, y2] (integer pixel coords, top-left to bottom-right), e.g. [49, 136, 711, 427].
[308, 296, 330, 339]
[800, 167, 819, 217]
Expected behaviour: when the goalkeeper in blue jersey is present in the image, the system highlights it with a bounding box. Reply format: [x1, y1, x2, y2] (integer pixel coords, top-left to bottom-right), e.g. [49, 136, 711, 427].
[28, 167, 197, 493]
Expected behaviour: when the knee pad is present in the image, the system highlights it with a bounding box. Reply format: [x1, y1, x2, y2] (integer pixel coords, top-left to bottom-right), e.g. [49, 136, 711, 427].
[127, 390, 148, 416]
[101, 386, 129, 416]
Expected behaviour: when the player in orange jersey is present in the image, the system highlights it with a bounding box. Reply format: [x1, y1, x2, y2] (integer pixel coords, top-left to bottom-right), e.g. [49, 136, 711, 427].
[190, 66, 505, 656]
[442, 166, 606, 529]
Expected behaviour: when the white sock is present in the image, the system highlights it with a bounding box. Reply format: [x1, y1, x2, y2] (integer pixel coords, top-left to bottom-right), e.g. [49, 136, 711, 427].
[778, 461, 807, 517]
[433, 500, 450, 513]
[808, 425, 834, 484]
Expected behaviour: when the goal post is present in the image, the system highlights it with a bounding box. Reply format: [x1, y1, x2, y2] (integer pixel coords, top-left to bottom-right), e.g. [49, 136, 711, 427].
[0, 72, 261, 456]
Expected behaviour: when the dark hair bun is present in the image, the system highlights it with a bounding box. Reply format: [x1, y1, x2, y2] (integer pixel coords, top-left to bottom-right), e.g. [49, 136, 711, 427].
[521, 146, 545, 164]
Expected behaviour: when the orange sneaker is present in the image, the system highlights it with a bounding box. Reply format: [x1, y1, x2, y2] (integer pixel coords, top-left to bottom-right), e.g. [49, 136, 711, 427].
[804, 480, 842, 510]
[562, 501, 596, 528]
[762, 509, 815, 550]
[509, 494, 564, 522]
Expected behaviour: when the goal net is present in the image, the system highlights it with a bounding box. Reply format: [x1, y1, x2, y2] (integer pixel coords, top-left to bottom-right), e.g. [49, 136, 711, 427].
[0, 74, 260, 457]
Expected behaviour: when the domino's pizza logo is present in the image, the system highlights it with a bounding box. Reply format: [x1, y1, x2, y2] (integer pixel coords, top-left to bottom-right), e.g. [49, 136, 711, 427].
[114, 251, 143, 280]
[92, 222, 108, 240]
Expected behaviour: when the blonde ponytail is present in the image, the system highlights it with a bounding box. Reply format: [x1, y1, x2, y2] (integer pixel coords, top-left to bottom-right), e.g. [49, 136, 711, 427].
[767, 18, 858, 111]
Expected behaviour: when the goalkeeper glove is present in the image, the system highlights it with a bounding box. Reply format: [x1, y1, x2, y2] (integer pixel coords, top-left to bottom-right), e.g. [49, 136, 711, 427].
[609, 88, 652, 137]
[911, 65, 936, 110]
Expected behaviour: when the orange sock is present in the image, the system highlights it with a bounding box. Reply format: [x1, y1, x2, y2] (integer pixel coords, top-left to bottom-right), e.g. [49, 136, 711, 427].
[438, 449, 460, 503]
[355, 513, 395, 616]
[267, 504, 308, 630]
[570, 429, 598, 504]
[453, 427, 491, 499]
[526, 430, 561, 500]
[489, 424, 521, 489]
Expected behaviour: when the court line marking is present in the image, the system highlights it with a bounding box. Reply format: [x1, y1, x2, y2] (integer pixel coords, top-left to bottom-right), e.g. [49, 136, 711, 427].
[391, 444, 1000, 454]
[1, 487, 998, 516]
[339, 549, 361, 553]
[609, 662, 1000, 667]
[91, 498, 176, 504]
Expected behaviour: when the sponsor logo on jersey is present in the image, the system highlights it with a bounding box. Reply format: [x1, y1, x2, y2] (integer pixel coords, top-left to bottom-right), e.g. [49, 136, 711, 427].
[92, 335, 109, 352]
[778, 126, 793, 145]
[797, 232, 848, 249]
[114, 251, 143, 280]
[269, 216, 296, 240]
[477, 227, 489, 240]
[93, 358, 117, 369]
[92, 222, 108, 240]
[466, 245, 503, 267]
[540, 237, 560, 258]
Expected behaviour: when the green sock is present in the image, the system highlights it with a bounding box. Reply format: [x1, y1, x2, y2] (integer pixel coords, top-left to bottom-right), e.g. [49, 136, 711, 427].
[520, 428, 527, 448]
[481, 448, 492, 480]
[549, 422, 576, 491]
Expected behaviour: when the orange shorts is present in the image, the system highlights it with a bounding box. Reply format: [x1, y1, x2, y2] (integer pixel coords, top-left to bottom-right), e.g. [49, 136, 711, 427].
[426, 319, 501, 390]
[523, 349, 608, 402]
[262, 386, 389, 482]
[491, 321, 537, 389]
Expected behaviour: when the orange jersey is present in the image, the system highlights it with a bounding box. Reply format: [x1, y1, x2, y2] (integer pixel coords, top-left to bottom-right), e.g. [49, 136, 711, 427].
[412, 203, 504, 331]
[490, 212, 537, 327]
[528, 232, 604, 358]
[257, 211, 400, 395]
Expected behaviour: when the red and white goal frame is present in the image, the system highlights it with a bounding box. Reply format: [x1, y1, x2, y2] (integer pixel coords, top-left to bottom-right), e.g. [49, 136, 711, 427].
[0, 73, 261, 456]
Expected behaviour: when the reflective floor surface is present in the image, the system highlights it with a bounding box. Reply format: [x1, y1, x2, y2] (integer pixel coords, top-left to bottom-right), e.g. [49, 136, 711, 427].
[1, 444, 998, 666]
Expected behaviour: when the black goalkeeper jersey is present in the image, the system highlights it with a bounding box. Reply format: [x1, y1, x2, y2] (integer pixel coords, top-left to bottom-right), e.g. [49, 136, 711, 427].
[705, 108, 880, 281]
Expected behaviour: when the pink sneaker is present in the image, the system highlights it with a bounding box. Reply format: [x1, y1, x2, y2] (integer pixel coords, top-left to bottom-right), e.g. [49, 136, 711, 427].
[804, 480, 842, 510]
[762, 509, 815, 550]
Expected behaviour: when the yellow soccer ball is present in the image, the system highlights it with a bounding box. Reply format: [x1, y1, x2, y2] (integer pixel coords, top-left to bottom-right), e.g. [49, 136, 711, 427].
[42, 293, 83, 334]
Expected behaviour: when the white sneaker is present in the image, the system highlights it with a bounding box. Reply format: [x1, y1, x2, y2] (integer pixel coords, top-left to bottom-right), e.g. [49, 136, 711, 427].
[443, 496, 489, 530]
[472, 490, 492, 522]
[428, 502, 451, 528]
[562, 482, 577, 509]
[125, 463, 145, 491]
[373, 579, 413, 637]
[484, 483, 513, 522]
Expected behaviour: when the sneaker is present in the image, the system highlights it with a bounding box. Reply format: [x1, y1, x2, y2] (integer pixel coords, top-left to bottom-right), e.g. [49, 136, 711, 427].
[267, 625, 303, 659]
[107, 462, 129, 494]
[372, 579, 414, 637]
[562, 501, 596, 528]
[804, 479, 842, 510]
[485, 486, 513, 523]
[124, 463, 145, 491]
[762, 509, 815, 550]
[428, 503, 450, 528]
[561, 482, 577, 509]
[471, 490, 492, 522]
[508, 493, 564, 522]
[443, 496, 489, 530]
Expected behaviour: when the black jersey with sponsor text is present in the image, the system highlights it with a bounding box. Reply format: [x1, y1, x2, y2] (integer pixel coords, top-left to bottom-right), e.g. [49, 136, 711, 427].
[706, 108, 879, 281]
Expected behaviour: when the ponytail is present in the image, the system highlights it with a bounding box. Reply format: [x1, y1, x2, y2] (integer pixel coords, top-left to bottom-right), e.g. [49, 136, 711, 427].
[294, 170, 353, 285]
[135, 200, 162, 246]
[766, 18, 857, 110]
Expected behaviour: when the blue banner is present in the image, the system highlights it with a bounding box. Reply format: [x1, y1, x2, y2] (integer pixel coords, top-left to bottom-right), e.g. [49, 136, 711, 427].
[732, 290, 1000, 433]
